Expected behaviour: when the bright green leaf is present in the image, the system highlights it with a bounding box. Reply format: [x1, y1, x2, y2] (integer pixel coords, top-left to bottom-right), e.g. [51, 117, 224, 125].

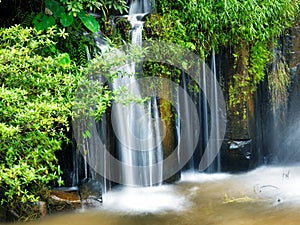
[34, 22, 44, 32]
[78, 11, 100, 33]
[58, 53, 71, 66]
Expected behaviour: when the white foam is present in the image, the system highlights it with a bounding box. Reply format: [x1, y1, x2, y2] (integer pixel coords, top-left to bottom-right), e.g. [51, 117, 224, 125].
[180, 171, 231, 183]
[245, 166, 300, 204]
[100, 185, 188, 214]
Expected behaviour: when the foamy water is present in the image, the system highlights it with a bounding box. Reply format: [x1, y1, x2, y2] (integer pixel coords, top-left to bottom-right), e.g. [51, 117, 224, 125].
[180, 171, 231, 183]
[100, 185, 188, 214]
[98, 166, 300, 214]
[23, 166, 300, 225]
[245, 166, 300, 204]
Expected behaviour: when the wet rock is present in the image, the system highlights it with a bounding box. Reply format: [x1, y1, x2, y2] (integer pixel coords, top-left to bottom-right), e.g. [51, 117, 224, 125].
[79, 178, 103, 204]
[222, 139, 252, 172]
[49, 188, 81, 213]
[229, 140, 252, 158]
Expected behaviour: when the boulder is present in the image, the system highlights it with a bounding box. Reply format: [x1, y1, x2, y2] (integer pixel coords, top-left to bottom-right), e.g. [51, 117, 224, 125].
[79, 178, 103, 204]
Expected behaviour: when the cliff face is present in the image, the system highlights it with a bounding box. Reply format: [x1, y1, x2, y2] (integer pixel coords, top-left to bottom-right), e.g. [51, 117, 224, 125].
[218, 24, 300, 172]
[276, 25, 300, 163]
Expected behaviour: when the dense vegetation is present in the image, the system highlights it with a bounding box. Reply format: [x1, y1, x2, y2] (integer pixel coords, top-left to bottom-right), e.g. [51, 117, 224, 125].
[0, 0, 125, 221]
[0, 0, 299, 221]
[0, 25, 82, 220]
[145, 0, 299, 117]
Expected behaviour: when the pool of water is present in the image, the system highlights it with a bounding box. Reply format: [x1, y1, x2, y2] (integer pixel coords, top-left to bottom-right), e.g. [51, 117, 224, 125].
[26, 165, 300, 225]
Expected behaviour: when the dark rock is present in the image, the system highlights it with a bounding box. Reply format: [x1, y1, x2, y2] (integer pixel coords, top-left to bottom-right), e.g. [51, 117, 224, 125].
[79, 178, 103, 204]
[0, 205, 7, 223]
[222, 139, 252, 172]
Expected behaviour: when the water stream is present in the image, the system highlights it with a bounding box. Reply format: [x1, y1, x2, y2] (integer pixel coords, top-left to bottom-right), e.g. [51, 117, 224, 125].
[25, 165, 300, 225]
[111, 0, 163, 186]
[206, 49, 221, 173]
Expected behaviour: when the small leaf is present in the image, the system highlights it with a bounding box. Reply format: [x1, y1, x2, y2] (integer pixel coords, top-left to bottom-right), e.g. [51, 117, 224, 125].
[60, 13, 74, 27]
[83, 130, 91, 138]
[58, 53, 71, 66]
[49, 44, 57, 53]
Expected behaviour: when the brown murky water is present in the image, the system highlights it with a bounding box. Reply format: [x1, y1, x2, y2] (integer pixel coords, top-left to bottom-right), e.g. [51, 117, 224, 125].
[22, 166, 300, 225]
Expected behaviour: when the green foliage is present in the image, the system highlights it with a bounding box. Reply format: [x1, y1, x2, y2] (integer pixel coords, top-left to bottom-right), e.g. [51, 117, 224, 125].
[34, 0, 127, 32]
[153, 0, 299, 55]
[229, 41, 271, 113]
[268, 55, 290, 111]
[249, 41, 270, 86]
[74, 45, 148, 121]
[77, 10, 99, 33]
[0, 25, 84, 220]
[0, 0, 128, 69]
[33, 0, 98, 33]
[59, 0, 127, 19]
[149, 0, 299, 116]
[26, 0, 127, 68]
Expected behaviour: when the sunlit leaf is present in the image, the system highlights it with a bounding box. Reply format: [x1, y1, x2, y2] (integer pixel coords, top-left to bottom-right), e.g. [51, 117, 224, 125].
[58, 53, 71, 66]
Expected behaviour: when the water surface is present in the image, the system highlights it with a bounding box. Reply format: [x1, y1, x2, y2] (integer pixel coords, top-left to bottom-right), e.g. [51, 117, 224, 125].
[27, 166, 300, 225]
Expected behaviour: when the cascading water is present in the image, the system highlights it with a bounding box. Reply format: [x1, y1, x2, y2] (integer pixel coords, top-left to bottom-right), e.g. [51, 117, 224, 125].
[73, 0, 222, 193]
[178, 72, 196, 169]
[111, 0, 162, 186]
[129, 0, 153, 15]
[206, 48, 221, 172]
[181, 50, 222, 173]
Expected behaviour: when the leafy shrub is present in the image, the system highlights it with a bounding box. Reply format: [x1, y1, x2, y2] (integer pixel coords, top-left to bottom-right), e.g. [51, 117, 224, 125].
[0, 25, 84, 220]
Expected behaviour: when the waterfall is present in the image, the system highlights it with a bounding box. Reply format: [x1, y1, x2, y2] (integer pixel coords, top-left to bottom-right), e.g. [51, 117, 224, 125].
[206, 49, 221, 172]
[181, 50, 222, 173]
[72, 0, 224, 193]
[111, 0, 162, 186]
[178, 72, 196, 169]
[129, 0, 153, 15]
[197, 61, 209, 171]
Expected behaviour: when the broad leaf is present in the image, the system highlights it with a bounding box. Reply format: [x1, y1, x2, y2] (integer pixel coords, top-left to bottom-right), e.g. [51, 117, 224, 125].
[45, 0, 59, 13]
[42, 15, 56, 30]
[54, 6, 65, 18]
[60, 13, 74, 27]
[78, 11, 100, 33]
[34, 22, 44, 32]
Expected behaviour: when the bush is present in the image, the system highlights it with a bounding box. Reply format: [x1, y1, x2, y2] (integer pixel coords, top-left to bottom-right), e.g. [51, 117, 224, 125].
[0, 25, 84, 220]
